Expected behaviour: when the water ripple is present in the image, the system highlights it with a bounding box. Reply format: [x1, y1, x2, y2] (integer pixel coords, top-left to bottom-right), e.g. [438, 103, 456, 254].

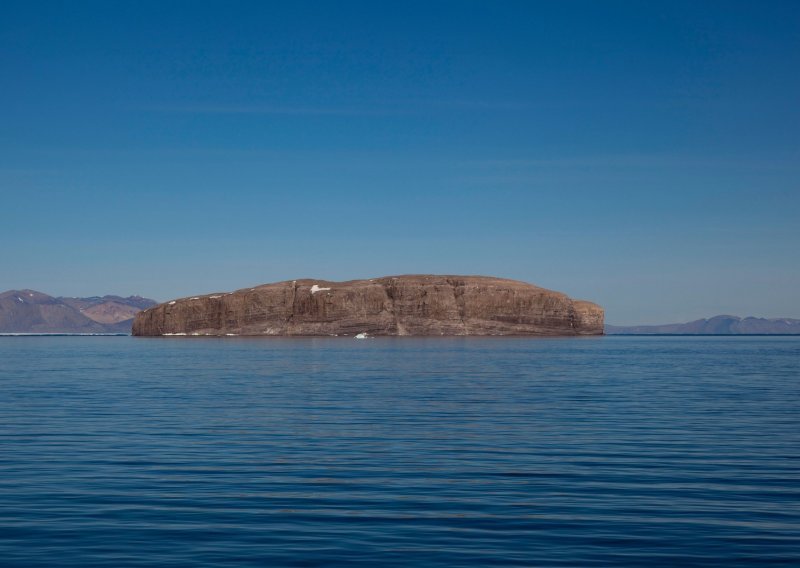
[1, 336, 798, 566]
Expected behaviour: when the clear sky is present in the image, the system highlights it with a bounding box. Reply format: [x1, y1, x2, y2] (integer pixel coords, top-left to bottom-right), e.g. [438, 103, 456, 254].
[1, 1, 798, 324]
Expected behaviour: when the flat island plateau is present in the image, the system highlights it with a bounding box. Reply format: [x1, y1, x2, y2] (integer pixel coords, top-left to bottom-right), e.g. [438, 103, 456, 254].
[133, 275, 604, 337]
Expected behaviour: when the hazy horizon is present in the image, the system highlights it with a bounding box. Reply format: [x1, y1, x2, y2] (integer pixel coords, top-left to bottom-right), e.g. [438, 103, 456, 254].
[2, 1, 798, 325]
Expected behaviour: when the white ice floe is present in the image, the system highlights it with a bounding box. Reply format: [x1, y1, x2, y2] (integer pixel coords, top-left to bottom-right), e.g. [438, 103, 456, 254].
[168, 301, 176, 305]
[355, 332, 368, 339]
[225, 333, 238, 336]
[162, 332, 187, 336]
[310, 284, 331, 294]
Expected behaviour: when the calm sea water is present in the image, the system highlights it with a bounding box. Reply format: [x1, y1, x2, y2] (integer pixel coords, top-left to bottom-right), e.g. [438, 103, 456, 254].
[0, 336, 798, 566]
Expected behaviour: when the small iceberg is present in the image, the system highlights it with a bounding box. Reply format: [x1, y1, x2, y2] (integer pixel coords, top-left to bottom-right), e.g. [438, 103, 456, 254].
[354, 332, 368, 339]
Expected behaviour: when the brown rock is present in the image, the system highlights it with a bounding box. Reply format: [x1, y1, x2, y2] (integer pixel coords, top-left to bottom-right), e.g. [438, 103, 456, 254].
[133, 275, 603, 337]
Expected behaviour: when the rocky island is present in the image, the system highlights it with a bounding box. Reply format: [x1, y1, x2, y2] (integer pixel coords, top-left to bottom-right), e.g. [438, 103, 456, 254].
[133, 275, 603, 337]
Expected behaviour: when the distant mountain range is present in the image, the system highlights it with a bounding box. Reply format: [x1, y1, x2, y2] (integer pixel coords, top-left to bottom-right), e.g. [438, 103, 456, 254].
[0, 290, 157, 334]
[606, 315, 800, 335]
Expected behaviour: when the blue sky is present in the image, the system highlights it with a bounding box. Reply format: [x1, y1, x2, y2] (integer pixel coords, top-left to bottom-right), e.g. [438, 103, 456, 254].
[1, 1, 798, 324]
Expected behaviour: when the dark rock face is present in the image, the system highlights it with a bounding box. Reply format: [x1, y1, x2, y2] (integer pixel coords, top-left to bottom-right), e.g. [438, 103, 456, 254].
[133, 275, 604, 337]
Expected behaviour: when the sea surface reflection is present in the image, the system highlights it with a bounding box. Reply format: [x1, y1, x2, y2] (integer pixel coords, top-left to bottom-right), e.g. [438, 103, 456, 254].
[1, 336, 798, 566]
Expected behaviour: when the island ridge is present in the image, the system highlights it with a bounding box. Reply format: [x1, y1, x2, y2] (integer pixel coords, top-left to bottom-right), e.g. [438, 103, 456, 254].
[133, 275, 603, 337]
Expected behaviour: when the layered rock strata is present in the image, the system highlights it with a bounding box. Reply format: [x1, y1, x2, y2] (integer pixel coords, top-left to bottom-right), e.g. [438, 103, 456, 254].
[133, 275, 603, 337]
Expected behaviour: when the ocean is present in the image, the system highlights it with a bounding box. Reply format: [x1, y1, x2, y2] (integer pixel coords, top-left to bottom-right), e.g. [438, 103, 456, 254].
[1, 336, 798, 566]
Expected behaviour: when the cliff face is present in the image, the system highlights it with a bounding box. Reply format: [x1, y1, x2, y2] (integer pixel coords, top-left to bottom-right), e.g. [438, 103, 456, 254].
[133, 275, 603, 337]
